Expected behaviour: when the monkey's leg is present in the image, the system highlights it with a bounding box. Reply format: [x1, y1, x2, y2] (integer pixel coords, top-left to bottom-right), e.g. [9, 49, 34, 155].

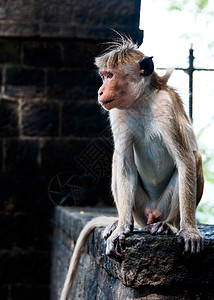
[194, 150, 204, 205]
[132, 179, 151, 228]
[150, 170, 179, 235]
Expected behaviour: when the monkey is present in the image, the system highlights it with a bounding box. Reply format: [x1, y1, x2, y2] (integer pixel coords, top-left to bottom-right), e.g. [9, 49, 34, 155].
[60, 36, 204, 300]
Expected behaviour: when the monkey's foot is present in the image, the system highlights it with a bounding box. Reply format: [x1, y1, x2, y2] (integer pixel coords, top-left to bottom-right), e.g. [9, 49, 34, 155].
[150, 221, 178, 235]
[102, 220, 118, 240]
[177, 228, 204, 254]
[105, 225, 132, 261]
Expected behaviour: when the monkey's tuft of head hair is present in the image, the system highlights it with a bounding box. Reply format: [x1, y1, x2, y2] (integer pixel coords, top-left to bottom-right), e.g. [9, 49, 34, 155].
[95, 35, 144, 69]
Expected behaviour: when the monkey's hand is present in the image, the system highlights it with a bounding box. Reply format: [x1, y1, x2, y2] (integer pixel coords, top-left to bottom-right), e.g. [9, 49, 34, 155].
[177, 227, 204, 254]
[105, 224, 133, 260]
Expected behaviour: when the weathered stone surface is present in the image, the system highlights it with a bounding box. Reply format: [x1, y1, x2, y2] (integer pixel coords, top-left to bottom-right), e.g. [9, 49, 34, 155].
[5, 67, 45, 98]
[47, 69, 100, 100]
[0, 39, 21, 64]
[0, 0, 142, 41]
[51, 207, 214, 300]
[0, 285, 7, 299]
[40, 139, 90, 175]
[0, 98, 19, 137]
[0, 174, 50, 212]
[0, 247, 50, 284]
[95, 226, 214, 288]
[61, 102, 109, 137]
[23, 41, 63, 68]
[22, 99, 59, 136]
[11, 284, 49, 300]
[62, 41, 102, 69]
[5, 139, 39, 175]
[0, 140, 2, 172]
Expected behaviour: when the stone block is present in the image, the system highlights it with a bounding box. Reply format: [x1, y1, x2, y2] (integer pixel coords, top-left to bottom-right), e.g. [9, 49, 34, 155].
[11, 284, 49, 300]
[13, 213, 34, 247]
[0, 175, 52, 251]
[41, 0, 73, 23]
[23, 41, 63, 68]
[41, 139, 88, 175]
[0, 140, 2, 172]
[39, 23, 61, 38]
[0, 0, 142, 41]
[0, 211, 48, 249]
[5, 139, 39, 175]
[7, 0, 37, 22]
[0, 247, 50, 285]
[63, 41, 101, 69]
[61, 102, 108, 137]
[0, 22, 39, 37]
[0, 212, 14, 247]
[0, 98, 19, 137]
[0, 174, 50, 212]
[5, 67, 45, 98]
[0, 285, 8, 299]
[51, 207, 214, 300]
[22, 99, 59, 136]
[47, 69, 100, 100]
[41, 139, 112, 206]
[72, 0, 140, 27]
[74, 138, 113, 184]
[0, 39, 21, 64]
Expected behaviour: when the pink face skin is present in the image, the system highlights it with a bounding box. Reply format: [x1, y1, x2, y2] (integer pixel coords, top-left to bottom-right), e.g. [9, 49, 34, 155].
[98, 68, 135, 111]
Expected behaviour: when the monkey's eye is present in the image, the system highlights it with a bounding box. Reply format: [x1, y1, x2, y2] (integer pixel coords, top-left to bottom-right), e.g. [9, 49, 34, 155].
[107, 72, 114, 79]
[100, 73, 104, 80]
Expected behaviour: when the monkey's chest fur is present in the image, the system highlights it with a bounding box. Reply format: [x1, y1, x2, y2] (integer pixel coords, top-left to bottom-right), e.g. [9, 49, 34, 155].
[133, 121, 175, 200]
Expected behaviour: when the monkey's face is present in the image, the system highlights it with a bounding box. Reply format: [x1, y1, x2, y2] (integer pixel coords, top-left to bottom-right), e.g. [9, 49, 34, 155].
[98, 66, 139, 111]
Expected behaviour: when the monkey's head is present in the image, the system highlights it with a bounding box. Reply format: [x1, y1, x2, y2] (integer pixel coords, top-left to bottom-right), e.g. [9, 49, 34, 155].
[95, 37, 154, 111]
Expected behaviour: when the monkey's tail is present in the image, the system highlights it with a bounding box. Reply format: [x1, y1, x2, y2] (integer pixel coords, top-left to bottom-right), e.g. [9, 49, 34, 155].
[60, 215, 118, 300]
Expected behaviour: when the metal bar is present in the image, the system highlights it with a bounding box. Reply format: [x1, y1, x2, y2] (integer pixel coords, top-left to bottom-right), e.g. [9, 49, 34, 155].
[188, 45, 194, 122]
[157, 67, 214, 72]
[157, 47, 214, 123]
[193, 68, 214, 71]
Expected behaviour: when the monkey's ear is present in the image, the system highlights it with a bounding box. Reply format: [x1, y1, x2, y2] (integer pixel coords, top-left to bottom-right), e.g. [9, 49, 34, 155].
[139, 56, 154, 76]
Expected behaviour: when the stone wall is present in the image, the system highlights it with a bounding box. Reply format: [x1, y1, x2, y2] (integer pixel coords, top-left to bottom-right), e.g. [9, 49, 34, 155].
[0, 0, 142, 298]
[0, 0, 142, 41]
[52, 207, 214, 300]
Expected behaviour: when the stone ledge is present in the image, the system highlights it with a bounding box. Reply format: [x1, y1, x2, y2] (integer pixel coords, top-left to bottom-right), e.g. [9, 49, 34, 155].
[51, 207, 214, 300]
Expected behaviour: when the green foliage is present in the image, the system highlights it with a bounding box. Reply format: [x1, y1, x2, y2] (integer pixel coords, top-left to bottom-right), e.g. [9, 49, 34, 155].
[168, 0, 209, 12]
[168, 0, 188, 11]
[197, 201, 214, 223]
[195, 0, 209, 11]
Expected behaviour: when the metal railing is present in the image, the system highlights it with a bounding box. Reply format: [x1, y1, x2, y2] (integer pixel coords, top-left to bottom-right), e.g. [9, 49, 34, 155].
[158, 46, 214, 123]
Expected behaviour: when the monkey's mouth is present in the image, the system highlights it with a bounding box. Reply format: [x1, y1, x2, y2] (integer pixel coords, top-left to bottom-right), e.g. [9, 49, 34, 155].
[100, 99, 115, 106]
